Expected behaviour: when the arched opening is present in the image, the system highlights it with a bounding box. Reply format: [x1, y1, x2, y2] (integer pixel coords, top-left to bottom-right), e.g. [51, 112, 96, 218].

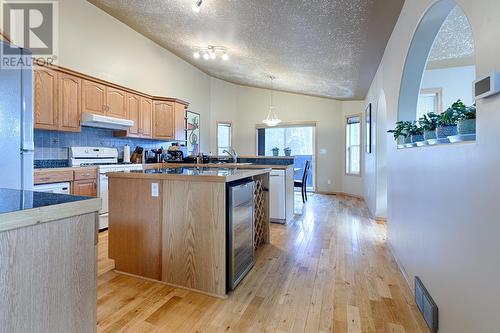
[399, 0, 475, 126]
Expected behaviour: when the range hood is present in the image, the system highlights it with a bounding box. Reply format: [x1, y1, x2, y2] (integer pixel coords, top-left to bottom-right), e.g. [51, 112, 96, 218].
[80, 112, 134, 130]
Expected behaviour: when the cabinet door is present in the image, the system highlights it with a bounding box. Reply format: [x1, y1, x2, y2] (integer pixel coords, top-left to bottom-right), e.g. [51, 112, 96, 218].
[173, 103, 186, 141]
[140, 98, 153, 138]
[106, 87, 127, 119]
[126, 93, 140, 136]
[34, 68, 58, 130]
[73, 179, 97, 197]
[58, 73, 81, 132]
[269, 171, 286, 220]
[82, 80, 106, 115]
[153, 101, 174, 139]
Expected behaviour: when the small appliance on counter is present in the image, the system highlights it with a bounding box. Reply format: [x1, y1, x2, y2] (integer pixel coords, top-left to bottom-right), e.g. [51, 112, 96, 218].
[166, 143, 189, 162]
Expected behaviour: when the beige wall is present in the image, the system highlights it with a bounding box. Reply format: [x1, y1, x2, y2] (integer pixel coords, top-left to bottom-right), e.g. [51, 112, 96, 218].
[365, 0, 500, 331]
[58, 0, 212, 152]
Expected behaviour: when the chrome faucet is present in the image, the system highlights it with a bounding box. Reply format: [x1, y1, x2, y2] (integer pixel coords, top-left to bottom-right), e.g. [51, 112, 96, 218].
[223, 147, 238, 163]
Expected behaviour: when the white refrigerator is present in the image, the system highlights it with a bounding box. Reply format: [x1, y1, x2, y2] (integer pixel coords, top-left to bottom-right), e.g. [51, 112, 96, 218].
[0, 41, 34, 190]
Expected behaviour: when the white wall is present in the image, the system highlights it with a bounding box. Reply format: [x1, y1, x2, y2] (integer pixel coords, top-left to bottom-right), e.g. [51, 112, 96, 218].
[421, 65, 476, 110]
[58, 0, 212, 152]
[365, 0, 500, 331]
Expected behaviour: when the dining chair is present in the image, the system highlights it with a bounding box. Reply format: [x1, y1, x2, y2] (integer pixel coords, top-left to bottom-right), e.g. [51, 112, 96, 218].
[294, 160, 310, 203]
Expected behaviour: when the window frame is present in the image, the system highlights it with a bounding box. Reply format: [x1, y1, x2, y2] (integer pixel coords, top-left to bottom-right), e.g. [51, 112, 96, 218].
[418, 87, 443, 115]
[216, 121, 232, 156]
[345, 114, 362, 177]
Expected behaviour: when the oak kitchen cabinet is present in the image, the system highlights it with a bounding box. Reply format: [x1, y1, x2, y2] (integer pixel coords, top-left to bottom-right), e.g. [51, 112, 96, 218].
[153, 100, 186, 141]
[34, 64, 189, 136]
[115, 95, 153, 138]
[82, 80, 127, 119]
[34, 67, 59, 130]
[34, 168, 98, 198]
[35, 68, 81, 132]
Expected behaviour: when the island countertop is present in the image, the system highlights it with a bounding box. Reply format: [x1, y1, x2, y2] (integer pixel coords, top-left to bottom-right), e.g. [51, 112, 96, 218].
[0, 188, 101, 232]
[106, 166, 271, 182]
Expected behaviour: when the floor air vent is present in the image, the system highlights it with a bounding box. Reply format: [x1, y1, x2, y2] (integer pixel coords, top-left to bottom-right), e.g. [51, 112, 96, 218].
[415, 276, 438, 333]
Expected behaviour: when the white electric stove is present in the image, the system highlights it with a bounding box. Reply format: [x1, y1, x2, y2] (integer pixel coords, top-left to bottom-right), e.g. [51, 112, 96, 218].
[69, 147, 143, 230]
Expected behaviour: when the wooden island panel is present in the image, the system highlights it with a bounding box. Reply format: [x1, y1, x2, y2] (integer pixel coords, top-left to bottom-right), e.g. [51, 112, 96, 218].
[108, 178, 162, 280]
[162, 180, 226, 297]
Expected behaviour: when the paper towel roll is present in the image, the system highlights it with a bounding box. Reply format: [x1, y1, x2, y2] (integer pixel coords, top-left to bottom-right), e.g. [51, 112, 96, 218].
[123, 144, 131, 163]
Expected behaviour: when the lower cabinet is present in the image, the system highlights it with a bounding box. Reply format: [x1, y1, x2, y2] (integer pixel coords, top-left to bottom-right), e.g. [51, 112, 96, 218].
[270, 170, 286, 221]
[72, 179, 97, 197]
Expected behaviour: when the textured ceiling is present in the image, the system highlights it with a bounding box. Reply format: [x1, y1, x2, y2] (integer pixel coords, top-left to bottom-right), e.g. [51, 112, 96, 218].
[428, 6, 475, 62]
[88, 0, 404, 100]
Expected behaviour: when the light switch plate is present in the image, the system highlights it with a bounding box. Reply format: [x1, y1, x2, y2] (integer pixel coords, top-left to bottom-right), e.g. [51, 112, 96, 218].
[319, 149, 327, 155]
[151, 183, 159, 197]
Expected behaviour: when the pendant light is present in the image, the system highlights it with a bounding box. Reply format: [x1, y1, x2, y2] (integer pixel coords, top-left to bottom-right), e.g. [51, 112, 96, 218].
[262, 76, 282, 127]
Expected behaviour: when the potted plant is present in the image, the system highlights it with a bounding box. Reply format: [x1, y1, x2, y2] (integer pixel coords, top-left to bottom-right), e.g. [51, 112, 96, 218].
[436, 100, 462, 139]
[271, 147, 280, 157]
[409, 121, 424, 143]
[388, 121, 411, 146]
[457, 104, 476, 135]
[418, 112, 439, 140]
[284, 147, 292, 156]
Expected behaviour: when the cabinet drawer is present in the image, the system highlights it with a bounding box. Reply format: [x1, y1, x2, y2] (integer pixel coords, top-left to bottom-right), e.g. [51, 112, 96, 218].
[74, 168, 97, 180]
[34, 170, 73, 185]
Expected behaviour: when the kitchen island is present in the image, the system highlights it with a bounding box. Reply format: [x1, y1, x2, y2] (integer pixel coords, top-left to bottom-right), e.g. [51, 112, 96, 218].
[107, 167, 270, 298]
[0, 189, 100, 333]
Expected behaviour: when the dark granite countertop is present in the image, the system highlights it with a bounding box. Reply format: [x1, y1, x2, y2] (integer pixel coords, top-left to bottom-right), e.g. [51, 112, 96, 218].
[0, 188, 93, 215]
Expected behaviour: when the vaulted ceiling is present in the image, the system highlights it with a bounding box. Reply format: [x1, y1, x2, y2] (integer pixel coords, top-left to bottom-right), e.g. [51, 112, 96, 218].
[88, 0, 405, 100]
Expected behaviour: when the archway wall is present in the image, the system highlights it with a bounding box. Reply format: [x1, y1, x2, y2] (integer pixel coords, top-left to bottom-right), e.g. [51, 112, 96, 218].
[364, 0, 500, 332]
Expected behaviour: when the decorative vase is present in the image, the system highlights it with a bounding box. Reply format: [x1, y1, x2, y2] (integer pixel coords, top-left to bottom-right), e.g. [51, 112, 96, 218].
[457, 119, 476, 135]
[424, 130, 436, 140]
[404, 136, 412, 144]
[397, 136, 405, 145]
[436, 125, 457, 138]
[272, 149, 279, 157]
[411, 134, 424, 143]
[284, 148, 292, 156]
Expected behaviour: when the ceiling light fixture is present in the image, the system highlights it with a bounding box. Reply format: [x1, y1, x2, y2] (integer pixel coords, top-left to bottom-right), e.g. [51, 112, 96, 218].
[193, 45, 229, 62]
[263, 76, 282, 127]
[192, 0, 202, 13]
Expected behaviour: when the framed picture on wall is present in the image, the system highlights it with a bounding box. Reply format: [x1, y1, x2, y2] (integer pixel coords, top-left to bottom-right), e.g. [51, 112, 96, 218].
[186, 111, 200, 156]
[365, 103, 372, 154]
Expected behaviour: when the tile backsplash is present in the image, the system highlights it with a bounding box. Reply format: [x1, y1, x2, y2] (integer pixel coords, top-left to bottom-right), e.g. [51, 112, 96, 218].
[34, 127, 173, 160]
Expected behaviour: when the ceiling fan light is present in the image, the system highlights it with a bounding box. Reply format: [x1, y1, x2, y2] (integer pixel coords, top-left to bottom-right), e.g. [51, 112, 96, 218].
[193, 51, 200, 59]
[222, 52, 229, 61]
[203, 52, 210, 60]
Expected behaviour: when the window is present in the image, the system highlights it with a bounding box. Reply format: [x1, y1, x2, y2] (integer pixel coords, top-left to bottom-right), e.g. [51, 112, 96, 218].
[416, 88, 443, 119]
[346, 115, 361, 175]
[256, 124, 316, 190]
[216, 122, 232, 155]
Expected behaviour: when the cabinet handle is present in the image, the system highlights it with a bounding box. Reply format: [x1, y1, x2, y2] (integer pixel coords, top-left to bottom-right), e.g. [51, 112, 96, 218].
[102, 105, 106, 111]
[82, 173, 91, 177]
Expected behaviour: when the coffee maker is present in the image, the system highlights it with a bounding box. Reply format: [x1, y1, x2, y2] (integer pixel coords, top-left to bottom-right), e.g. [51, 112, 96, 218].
[166, 144, 188, 162]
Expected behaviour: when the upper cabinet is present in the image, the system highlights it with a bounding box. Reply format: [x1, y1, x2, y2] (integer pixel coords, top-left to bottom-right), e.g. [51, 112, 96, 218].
[34, 65, 189, 137]
[35, 68, 81, 132]
[82, 80, 106, 116]
[106, 87, 127, 119]
[153, 101, 175, 140]
[82, 80, 126, 119]
[34, 68, 58, 130]
[58, 73, 81, 132]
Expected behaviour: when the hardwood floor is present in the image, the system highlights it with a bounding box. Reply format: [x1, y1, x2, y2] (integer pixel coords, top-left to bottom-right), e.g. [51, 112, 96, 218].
[97, 194, 429, 333]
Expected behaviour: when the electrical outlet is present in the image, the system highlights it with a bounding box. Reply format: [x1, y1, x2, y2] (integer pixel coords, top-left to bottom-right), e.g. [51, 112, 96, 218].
[327, 180, 332, 185]
[151, 183, 159, 197]
[319, 148, 327, 155]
